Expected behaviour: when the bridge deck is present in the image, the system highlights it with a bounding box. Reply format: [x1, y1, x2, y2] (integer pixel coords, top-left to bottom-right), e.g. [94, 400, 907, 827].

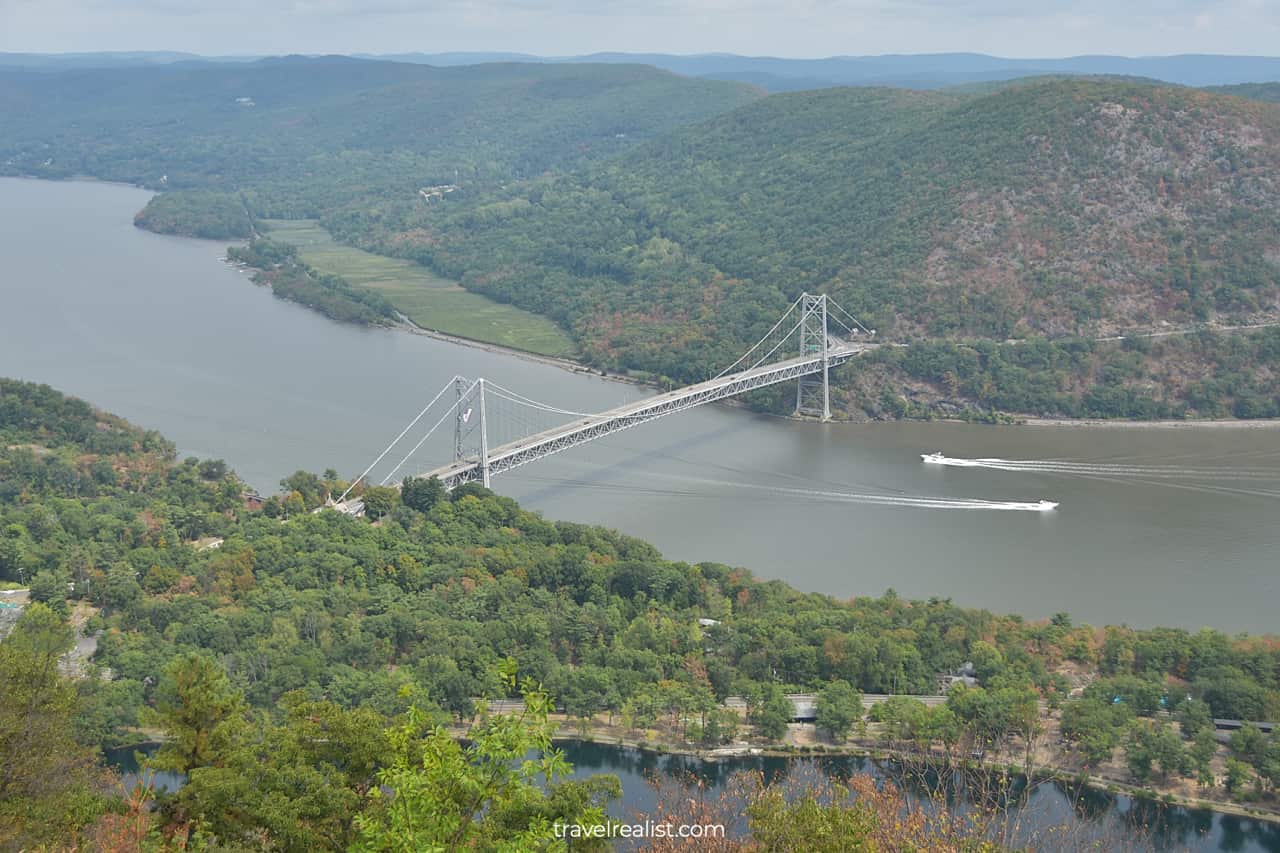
[423, 340, 873, 488]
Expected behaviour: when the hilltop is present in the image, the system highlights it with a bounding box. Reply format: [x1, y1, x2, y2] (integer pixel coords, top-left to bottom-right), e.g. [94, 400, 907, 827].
[346, 78, 1280, 418]
[0, 57, 760, 237]
[9, 50, 1280, 90]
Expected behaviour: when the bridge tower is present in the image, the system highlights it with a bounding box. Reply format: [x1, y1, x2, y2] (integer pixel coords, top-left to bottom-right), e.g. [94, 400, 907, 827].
[453, 378, 491, 487]
[453, 376, 468, 462]
[477, 380, 490, 487]
[795, 293, 832, 421]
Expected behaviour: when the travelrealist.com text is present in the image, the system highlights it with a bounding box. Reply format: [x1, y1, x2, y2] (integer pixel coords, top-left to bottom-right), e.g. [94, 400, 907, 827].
[553, 821, 727, 840]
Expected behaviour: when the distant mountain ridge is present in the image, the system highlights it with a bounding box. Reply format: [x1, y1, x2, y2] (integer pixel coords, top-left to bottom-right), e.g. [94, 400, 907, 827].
[505, 52, 1280, 89]
[5, 50, 1280, 90]
[0, 51, 255, 69]
[0, 56, 759, 216]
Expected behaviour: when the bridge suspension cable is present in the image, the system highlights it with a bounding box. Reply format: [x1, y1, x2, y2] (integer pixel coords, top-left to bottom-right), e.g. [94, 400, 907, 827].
[351, 378, 594, 492]
[711, 295, 803, 379]
[827, 297, 874, 336]
[710, 293, 872, 381]
[337, 377, 461, 502]
[378, 378, 481, 485]
[487, 312, 807, 433]
[482, 380, 596, 418]
[742, 312, 809, 374]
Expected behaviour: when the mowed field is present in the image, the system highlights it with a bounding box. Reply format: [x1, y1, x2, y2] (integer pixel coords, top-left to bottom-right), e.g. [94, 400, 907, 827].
[261, 220, 577, 358]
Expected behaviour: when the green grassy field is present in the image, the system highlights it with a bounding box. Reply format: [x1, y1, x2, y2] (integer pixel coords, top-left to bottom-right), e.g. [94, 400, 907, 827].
[261, 220, 577, 358]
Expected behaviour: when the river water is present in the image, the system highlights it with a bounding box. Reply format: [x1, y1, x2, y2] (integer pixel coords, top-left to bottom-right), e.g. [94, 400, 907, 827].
[2, 177, 1278, 634]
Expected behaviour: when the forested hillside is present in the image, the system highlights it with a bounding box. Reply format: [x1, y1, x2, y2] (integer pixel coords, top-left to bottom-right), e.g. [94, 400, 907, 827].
[0, 56, 760, 233]
[7, 64, 1280, 419]
[329, 78, 1280, 418]
[3, 379, 1280, 848]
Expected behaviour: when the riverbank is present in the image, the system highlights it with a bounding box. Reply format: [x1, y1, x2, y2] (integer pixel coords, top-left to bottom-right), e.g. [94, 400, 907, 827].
[291, 302, 1280, 432]
[391, 316, 635, 384]
[447, 714, 1280, 827]
[1020, 416, 1280, 429]
[221, 245, 632, 386]
[583, 735, 1280, 827]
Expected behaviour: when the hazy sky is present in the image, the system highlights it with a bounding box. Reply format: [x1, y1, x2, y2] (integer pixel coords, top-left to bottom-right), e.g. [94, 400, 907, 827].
[2, 0, 1277, 58]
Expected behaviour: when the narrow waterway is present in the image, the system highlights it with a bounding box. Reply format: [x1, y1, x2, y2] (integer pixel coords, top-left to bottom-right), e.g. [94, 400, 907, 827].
[2, 177, 1277, 634]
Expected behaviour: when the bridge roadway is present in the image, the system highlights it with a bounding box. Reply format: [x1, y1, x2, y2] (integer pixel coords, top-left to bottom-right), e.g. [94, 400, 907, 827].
[423, 340, 876, 489]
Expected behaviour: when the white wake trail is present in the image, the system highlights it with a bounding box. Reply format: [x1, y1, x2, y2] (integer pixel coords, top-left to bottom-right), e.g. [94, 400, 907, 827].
[924, 455, 1279, 481]
[673, 474, 1057, 512]
[520, 462, 1059, 512]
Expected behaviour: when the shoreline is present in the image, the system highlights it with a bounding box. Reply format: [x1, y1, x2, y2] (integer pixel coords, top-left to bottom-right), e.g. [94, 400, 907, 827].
[549, 733, 1280, 826]
[111, 729, 1280, 827]
[388, 320, 1280, 431]
[387, 318, 1280, 431]
[1019, 416, 1280, 429]
[386, 321, 1280, 432]
[391, 316, 646, 387]
[3, 174, 156, 193]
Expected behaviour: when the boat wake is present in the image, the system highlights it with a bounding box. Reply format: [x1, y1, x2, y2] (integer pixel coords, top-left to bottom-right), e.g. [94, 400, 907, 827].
[922, 452, 1278, 480]
[524, 459, 1058, 511]
[793, 484, 1056, 512]
[678, 474, 1058, 512]
[920, 451, 1280, 500]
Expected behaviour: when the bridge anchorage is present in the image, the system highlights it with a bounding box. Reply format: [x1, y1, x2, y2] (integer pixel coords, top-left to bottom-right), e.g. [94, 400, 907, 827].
[333, 293, 876, 511]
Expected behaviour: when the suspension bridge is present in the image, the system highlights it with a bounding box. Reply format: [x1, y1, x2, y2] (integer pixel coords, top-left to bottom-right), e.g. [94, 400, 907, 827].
[334, 293, 876, 510]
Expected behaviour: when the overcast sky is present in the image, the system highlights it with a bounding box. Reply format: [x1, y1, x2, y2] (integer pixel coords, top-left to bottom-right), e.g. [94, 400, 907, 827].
[1, 0, 1277, 58]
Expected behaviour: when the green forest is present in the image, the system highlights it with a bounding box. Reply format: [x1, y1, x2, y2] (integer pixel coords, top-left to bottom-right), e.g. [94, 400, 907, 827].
[0, 57, 758, 215]
[3, 379, 1279, 849]
[845, 327, 1280, 420]
[5, 60, 1280, 420]
[341, 79, 1280, 420]
[133, 190, 254, 240]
